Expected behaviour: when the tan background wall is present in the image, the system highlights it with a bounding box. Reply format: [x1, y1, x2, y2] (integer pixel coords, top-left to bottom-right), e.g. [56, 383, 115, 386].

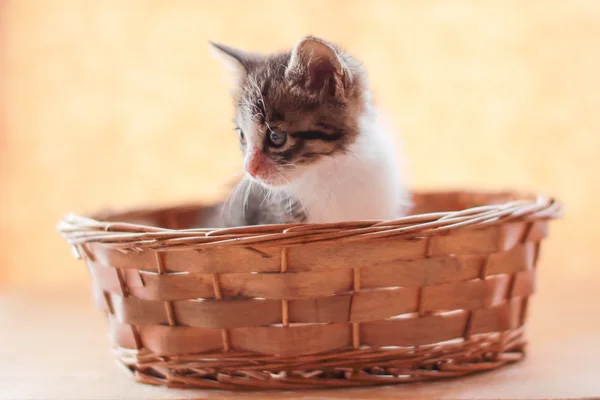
[1, 0, 598, 289]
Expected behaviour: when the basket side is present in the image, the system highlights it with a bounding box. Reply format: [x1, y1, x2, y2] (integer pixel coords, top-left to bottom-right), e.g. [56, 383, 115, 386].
[74, 217, 551, 389]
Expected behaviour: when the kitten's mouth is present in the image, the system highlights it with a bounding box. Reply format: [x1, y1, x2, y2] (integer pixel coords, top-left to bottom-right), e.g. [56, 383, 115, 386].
[248, 172, 289, 188]
[245, 155, 300, 188]
[246, 164, 299, 188]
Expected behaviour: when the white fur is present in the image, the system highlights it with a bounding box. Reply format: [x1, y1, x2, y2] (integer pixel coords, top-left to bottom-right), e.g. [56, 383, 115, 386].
[277, 108, 410, 223]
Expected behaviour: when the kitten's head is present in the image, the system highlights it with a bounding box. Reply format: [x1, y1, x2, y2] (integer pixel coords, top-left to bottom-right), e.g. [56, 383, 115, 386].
[211, 36, 369, 187]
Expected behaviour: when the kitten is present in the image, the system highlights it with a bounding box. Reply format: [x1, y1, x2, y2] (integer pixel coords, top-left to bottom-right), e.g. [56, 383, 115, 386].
[205, 36, 409, 227]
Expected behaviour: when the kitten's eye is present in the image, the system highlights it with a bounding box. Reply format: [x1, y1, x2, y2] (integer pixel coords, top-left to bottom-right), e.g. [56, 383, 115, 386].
[269, 131, 287, 147]
[236, 128, 246, 145]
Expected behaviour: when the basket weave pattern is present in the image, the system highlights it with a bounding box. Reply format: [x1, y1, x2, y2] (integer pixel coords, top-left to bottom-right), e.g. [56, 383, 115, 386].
[58, 191, 562, 390]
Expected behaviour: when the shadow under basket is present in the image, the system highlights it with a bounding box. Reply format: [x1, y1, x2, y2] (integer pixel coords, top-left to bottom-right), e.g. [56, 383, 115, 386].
[58, 190, 563, 390]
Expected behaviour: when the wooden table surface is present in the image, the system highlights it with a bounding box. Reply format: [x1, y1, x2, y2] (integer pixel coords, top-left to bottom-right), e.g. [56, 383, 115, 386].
[1, 235, 599, 400]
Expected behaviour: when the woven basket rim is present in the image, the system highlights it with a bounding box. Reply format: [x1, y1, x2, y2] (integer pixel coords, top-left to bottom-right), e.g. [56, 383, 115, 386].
[57, 190, 563, 250]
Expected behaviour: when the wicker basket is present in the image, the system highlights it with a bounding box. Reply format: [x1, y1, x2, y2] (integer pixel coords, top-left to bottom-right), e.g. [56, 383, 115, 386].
[58, 190, 562, 390]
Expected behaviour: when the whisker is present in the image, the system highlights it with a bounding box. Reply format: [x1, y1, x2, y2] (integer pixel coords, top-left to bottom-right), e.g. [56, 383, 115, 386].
[242, 179, 254, 221]
[279, 163, 299, 170]
[221, 178, 245, 221]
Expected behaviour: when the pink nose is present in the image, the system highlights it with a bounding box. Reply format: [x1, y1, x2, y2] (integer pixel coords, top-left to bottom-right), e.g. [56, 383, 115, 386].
[245, 152, 263, 177]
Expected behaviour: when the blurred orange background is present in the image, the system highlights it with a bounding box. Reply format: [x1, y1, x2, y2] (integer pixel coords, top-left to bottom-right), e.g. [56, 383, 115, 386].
[1, 0, 598, 290]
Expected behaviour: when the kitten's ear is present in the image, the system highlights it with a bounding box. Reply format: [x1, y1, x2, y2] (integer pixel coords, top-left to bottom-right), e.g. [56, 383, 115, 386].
[209, 42, 260, 85]
[285, 36, 348, 96]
